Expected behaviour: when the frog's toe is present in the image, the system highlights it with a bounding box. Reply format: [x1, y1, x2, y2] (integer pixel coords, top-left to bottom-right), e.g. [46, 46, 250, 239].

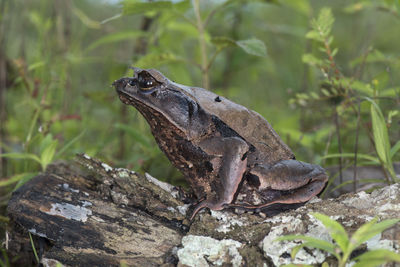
[189, 200, 226, 220]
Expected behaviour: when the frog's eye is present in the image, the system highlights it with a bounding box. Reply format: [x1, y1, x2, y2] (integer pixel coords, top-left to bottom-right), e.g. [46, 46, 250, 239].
[138, 73, 157, 91]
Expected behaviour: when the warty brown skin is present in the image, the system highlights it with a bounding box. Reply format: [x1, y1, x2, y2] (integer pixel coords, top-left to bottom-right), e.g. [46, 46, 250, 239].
[113, 68, 328, 220]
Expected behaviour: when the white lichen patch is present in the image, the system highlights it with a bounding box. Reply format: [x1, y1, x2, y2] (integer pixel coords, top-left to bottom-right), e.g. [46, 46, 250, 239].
[262, 214, 327, 266]
[115, 168, 131, 178]
[308, 196, 322, 204]
[177, 235, 243, 267]
[101, 162, 113, 172]
[82, 153, 91, 159]
[29, 228, 48, 238]
[176, 204, 190, 215]
[80, 200, 92, 207]
[263, 214, 302, 225]
[341, 191, 373, 209]
[45, 202, 92, 222]
[365, 233, 398, 252]
[370, 183, 399, 201]
[62, 183, 79, 193]
[145, 172, 179, 198]
[377, 202, 400, 213]
[210, 211, 245, 233]
[167, 207, 176, 213]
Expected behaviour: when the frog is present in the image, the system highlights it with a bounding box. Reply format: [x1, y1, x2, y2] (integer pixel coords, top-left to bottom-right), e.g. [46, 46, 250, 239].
[113, 67, 328, 220]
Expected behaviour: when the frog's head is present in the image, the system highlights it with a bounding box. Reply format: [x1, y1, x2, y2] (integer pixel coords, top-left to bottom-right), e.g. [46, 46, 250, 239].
[113, 67, 206, 133]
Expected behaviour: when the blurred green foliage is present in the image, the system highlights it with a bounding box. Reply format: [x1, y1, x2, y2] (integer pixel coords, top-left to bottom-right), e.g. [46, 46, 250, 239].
[0, 0, 399, 225]
[277, 213, 400, 266]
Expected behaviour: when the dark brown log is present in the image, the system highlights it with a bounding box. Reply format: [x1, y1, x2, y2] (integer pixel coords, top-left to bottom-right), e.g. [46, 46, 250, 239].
[5, 155, 400, 267]
[6, 155, 190, 266]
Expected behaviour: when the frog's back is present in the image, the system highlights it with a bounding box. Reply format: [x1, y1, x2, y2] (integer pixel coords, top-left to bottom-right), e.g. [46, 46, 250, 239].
[179, 84, 295, 164]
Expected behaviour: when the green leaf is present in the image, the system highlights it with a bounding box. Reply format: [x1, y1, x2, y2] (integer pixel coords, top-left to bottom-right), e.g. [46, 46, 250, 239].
[86, 31, 147, 51]
[366, 98, 392, 168]
[353, 249, 400, 267]
[72, 5, 100, 29]
[28, 61, 45, 71]
[40, 139, 58, 171]
[344, 3, 370, 14]
[123, 1, 173, 16]
[321, 88, 331, 96]
[302, 53, 323, 66]
[350, 218, 400, 251]
[305, 30, 322, 41]
[0, 153, 41, 164]
[236, 38, 267, 57]
[0, 172, 36, 187]
[309, 8, 334, 41]
[211, 36, 237, 50]
[275, 235, 338, 257]
[290, 243, 306, 259]
[311, 213, 349, 253]
[372, 71, 389, 91]
[390, 140, 400, 158]
[331, 47, 338, 57]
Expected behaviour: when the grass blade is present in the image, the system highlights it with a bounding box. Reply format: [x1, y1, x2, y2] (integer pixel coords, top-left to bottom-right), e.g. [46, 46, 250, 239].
[55, 129, 86, 157]
[322, 153, 379, 164]
[29, 232, 40, 264]
[0, 172, 37, 187]
[0, 153, 41, 164]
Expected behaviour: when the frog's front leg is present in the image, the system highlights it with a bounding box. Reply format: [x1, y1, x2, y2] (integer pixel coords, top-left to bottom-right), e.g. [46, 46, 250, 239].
[234, 160, 328, 209]
[190, 136, 249, 220]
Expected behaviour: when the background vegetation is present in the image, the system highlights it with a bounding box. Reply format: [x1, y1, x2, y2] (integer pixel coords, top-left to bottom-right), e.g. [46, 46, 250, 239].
[0, 0, 399, 253]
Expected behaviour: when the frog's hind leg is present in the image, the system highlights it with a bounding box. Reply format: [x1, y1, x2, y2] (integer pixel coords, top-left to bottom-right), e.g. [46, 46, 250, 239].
[189, 136, 249, 220]
[230, 160, 328, 210]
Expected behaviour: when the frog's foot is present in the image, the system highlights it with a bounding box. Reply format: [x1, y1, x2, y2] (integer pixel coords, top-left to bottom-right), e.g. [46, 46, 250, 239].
[236, 160, 328, 212]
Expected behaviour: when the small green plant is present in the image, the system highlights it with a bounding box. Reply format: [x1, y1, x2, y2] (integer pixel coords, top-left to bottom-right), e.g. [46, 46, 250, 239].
[276, 213, 400, 267]
[0, 132, 84, 191]
[291, 7, 399, 195]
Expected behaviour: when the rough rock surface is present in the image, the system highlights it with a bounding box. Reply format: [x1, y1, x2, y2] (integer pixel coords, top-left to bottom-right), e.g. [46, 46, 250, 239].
[4, 155, 400, 266]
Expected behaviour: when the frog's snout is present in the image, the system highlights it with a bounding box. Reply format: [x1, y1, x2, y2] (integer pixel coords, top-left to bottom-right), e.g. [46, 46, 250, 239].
[112, 78, 129, 90]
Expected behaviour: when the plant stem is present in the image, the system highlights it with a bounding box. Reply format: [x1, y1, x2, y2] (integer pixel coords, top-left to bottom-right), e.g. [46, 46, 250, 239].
[334, 108, 343, 184]
[193, 0, 209, 90]
[353, 101, 361, 192]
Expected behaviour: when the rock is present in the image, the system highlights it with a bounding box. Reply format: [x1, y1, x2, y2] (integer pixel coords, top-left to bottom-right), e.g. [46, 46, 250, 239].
[5, 156, 400, 266]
